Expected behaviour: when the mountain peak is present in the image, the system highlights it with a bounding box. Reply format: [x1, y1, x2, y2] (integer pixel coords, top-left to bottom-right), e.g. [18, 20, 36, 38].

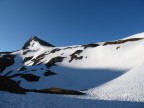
[30, 36, 39, 40]
[22, 36, 54, 49]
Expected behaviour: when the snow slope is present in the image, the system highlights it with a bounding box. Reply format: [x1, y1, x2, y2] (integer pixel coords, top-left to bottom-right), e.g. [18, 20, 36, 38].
[1, 33, 144, 108]
[0, 92, 144, 108]
[86, 61, 144, 102]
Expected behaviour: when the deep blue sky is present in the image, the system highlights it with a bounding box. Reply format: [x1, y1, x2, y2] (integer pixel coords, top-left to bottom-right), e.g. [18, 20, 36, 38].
[0, 0, 144, 51]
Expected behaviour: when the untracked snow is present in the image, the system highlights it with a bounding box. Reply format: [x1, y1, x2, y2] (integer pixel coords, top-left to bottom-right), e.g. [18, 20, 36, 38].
[1, 33, 144, 108]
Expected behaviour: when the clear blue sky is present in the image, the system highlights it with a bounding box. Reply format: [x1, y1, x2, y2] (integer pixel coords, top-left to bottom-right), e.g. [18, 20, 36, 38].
[0, 0, 144, 51]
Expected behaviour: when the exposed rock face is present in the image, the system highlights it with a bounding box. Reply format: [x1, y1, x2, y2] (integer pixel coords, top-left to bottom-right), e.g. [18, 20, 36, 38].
[31, 88, 85, 95]
[32, 54, 47, 65]
[83, 43, 99, 49]
[69, 50, 83, 62]
[103, 38, 143, 46]
[43, 70, 56, 76]
[46, 56, 65, 68]
[0, 54, 15, 73]
[23, 56, 33, 63]
[50, 48, 61, 53]
[0, 76, 27, 94]
[0, 76, 85, 95]
[20, 74, 40, 82]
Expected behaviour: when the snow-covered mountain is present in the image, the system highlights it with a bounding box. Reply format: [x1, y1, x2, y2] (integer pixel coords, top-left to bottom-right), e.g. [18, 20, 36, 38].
[1, 33, 144, 108]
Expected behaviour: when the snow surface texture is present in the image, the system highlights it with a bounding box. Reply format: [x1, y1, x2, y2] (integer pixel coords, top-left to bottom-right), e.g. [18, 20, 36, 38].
[0, 92, 144, 108]
[1, 32, 144, 108]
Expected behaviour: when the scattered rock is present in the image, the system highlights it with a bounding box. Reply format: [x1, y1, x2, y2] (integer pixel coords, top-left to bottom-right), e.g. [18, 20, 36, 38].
[20, 74, 40, 82]
[69, 50, 83, 62]
[32, 54, 46, 65]
[31, 88, 85, 95]
[8, 73, 40, 82]
[63, 46, 79, 50]
[116, 46, 120, 50]
[83, 43, 99, 49]
[73, 50, 83, 55]
[63, 47, 73, 50]
[103, 38, 143, 46]
[23, 50, 31, 55]
[43, 70, 56, 76]
[23, 56, 33, 63]
[50, 48, 61, 53]
[46, 56, 65, 68]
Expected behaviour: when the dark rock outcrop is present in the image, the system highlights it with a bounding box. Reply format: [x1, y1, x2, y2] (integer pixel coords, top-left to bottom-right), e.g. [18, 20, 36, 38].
[20, 74, 40, 82]
[103, 38, 143, 46]
[83, 43, 99, 49]
[31, 88, 85, 95]
[0, 76, 85, 95]
[32, 54, 46, 65]
[69, 50, 83, 62]
[8, 73, 40, 82]
[0, 76, 27, 94]
[23, 56, 33, 63]
[43, 70, 56, 76]
[46, 56, 65, 68]
[0, 54, 15, 73]
[50, 48, 61, 53]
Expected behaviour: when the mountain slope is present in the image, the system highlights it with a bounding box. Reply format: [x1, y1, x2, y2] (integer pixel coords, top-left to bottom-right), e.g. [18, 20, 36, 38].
[86, 61, 144, 102]
[1, 33, 144, 107]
